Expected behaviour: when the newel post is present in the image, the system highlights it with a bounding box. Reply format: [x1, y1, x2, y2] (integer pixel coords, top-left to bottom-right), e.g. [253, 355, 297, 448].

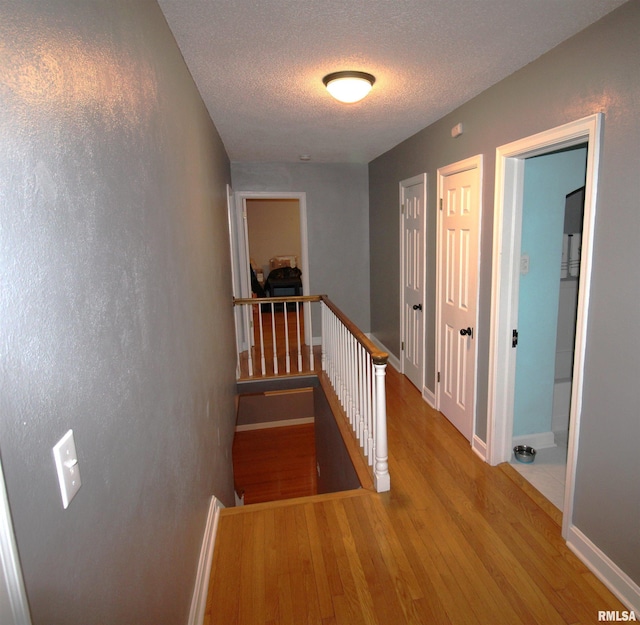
[373, 357, 390, 492]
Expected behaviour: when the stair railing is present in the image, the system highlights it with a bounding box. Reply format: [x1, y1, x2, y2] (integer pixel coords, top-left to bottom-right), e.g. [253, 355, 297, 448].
[232, 295, 390, 493]
[320, 296, 390, 493]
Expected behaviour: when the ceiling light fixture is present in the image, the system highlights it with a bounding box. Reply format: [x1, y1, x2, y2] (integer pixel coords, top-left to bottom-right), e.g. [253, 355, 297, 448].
[322, 71, 376, 104]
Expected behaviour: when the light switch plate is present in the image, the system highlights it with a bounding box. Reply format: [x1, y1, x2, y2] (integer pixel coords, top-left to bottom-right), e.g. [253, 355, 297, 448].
[52, 429, 81, 509]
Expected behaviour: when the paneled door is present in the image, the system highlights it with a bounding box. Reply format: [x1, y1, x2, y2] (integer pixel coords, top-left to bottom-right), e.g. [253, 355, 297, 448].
[400, 174, 426, 391]
[437, 158, 482, 441]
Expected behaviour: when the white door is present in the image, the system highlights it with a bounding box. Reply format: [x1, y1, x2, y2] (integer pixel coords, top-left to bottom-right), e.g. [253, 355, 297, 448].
[400, 174, 426, 390]
[437, 157, 482, 441]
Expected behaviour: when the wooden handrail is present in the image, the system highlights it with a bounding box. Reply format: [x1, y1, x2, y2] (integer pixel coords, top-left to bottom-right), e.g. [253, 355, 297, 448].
[319, 295, 388, 365]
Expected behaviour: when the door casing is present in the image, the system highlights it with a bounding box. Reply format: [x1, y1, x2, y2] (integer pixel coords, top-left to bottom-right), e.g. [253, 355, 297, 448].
[486, 113, 603, 539]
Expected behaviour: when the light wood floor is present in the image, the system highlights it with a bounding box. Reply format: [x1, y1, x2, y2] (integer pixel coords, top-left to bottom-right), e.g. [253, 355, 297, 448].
[206, 365, 626, 624]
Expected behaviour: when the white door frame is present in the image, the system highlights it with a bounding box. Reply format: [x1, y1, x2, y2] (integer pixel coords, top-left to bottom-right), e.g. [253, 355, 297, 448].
[0, 458, 32, 624]
[399, 173, 427, 392]
[435, 155, 483, 446]
[232, 191, 311, 344]
[486, 113, 603, 538]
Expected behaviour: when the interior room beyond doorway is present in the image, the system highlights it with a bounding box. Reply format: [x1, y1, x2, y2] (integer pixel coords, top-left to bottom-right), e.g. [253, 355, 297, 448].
[245, 198, 302, 289]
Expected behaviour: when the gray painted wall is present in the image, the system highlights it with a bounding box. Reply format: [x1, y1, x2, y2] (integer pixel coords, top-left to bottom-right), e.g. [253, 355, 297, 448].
[369, 1, 640, 587]
[0, 2, 236, 623]
[231, 162, 371, 332]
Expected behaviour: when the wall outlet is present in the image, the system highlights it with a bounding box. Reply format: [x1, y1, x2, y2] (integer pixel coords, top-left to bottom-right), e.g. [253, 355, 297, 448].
[52, 429, 81, 509]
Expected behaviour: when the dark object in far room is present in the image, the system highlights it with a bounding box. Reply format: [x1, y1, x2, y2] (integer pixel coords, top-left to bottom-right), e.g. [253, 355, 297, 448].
[264, 266, 302, 310]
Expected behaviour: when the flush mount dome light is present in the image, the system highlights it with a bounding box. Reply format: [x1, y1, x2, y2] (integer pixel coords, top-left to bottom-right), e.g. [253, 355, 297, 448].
[322, 71, 375, 104]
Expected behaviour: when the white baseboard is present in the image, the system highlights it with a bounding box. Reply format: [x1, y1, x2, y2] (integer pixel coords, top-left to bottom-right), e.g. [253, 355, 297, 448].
[512, 430, 556, 450]
[188, 496, 224, 625]
[566, 524, 640, 615]
[422, 386, 436, 408]
[472, 435, 487, 461]
[235, 416, 315, 432]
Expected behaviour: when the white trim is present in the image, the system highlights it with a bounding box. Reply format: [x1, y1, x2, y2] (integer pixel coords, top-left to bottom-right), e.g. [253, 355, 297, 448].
[422, 386, 436, 408]
[566, 524, 640, 615]
[512, 431, 556, 450]
[235, 417, 315, 432]
[435, 155, 483, 438]
[486, 114, 603, 545]
[0, 458, 32, 625]
[399, 173, 427, 388]
[472, 435, 487, 461]
[188, 496, 224, 625]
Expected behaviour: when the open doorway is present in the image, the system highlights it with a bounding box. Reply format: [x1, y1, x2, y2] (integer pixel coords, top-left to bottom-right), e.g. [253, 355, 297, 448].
[245, 198, 303, 297]
[231, 191, 312, 353]
[509, 145, 587, 509]
[487, 114, 602, 538]
[232, 192, 309, 300]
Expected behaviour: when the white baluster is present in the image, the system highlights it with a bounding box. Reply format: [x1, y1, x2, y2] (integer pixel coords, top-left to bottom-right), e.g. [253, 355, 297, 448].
[307, 301, 314, 372]
[358, 344, 365, 447]
[366, 356, 374, 462]
[258, 304, 266, 375]
[321, 302, 327, 372]
[245, 303, 254, 377]
[284, 303, 291, 373]
[270, 302, 278, 374]
[296, 302, 303, 372]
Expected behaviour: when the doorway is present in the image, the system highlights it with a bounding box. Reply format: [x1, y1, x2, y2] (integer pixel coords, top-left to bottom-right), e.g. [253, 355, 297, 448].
[510, 145, 587, 509]
[232, 191, 311, 347]
[245, 198, 302, 294]
[487, 114, 603, 538]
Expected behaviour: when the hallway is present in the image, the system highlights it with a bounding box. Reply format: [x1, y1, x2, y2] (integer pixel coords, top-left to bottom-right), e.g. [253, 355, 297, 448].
[205, 366, 625, 624]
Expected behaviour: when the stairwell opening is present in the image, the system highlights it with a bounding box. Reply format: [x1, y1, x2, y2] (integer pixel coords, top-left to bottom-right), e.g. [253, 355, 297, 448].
[233, 375, 362, 505]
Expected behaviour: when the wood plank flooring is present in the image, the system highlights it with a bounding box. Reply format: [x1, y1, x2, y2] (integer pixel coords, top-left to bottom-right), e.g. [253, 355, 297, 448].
[206, 365, 626, 625]
[233, 423, 317, 504]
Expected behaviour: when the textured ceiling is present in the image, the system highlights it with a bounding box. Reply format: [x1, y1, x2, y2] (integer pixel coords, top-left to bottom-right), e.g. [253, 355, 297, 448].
[157, 0, 627, 163]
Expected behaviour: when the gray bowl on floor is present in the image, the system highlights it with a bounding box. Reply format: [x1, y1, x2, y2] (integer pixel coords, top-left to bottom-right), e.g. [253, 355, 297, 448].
[513, 445, 537, 463]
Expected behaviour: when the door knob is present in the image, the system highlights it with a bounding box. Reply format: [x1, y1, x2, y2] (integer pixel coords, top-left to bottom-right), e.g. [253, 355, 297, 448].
[412, 303, 422, 311]
[460, 327, 473, 337]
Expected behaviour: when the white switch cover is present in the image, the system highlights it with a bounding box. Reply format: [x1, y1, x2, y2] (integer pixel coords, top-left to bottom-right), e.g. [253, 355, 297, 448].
[520, 254, 530, 275]
[52, 429, 81, 509]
